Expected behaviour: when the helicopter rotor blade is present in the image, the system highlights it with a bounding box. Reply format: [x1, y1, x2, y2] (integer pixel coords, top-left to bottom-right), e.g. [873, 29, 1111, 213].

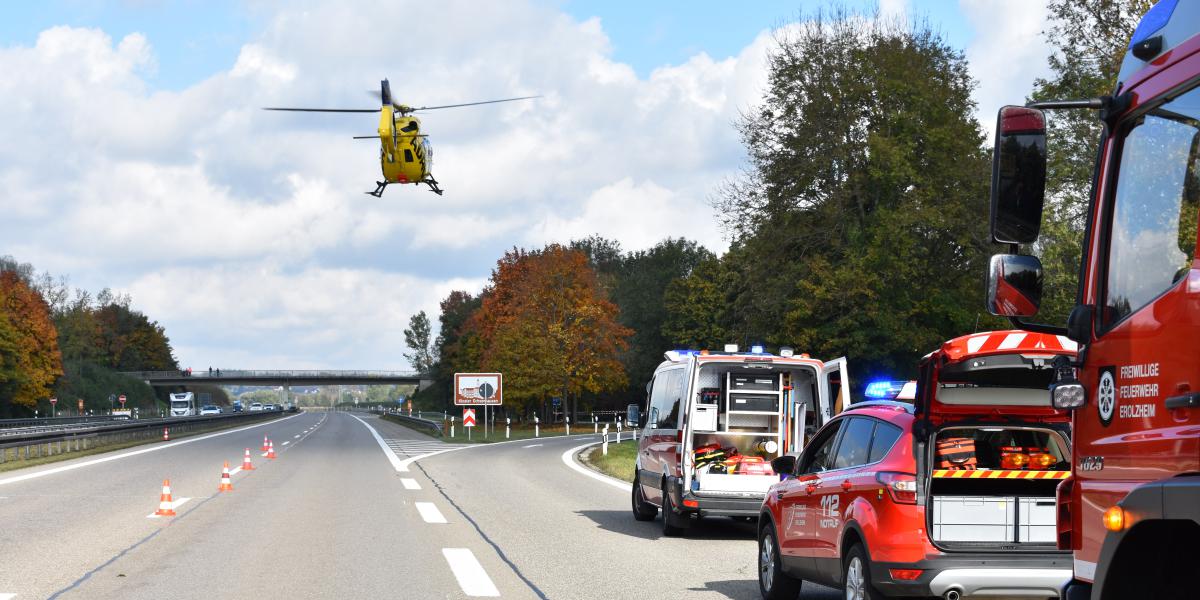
[411, 95, 540, 111]
[263, 107, 378, 113]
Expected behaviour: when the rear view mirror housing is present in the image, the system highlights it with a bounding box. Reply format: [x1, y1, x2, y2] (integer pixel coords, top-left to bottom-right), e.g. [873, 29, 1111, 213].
[626, 403, 641, 427]
[991, 106, 1048, 244]
[986, 254, 1043, 317]
[771, 455, 796, 478]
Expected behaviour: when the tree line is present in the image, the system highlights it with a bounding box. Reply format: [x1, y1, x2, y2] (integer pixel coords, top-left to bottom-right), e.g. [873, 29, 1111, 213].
[406, 3, 1132, 415]
[0, 256, 180, 417]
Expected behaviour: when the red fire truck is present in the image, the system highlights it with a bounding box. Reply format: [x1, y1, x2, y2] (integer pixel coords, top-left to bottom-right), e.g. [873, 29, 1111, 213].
[983, 1, 1200, 598]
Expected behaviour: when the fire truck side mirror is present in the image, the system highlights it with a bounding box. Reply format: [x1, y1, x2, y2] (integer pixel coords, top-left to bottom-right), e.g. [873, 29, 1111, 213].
[990, 105, 1047, 244]
[986, 254, 1043, 317]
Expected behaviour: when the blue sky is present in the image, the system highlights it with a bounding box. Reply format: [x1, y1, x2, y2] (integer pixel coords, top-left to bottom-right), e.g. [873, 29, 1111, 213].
[3, 1, 975, 89]
[0, 1, 1053, 369]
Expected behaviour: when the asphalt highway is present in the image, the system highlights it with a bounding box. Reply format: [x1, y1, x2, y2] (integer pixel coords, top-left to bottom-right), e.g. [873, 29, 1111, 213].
[0, 410, 838, 599]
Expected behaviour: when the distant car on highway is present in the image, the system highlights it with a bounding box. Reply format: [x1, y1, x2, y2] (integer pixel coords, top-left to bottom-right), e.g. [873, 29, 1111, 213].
[198, 405, 221, 416]
[286, 403, 298, 413]
[231, 401, 243, 412]
[248, 402, 264, 412]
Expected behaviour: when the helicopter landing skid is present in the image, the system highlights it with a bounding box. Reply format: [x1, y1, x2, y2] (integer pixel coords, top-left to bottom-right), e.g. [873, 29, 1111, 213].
[423, 178, 444, 196]
[366, 181, 388, 198]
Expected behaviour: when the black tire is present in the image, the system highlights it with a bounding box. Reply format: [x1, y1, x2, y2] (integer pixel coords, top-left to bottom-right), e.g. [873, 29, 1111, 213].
[631, 475, 658, 521]
[660, 483, 689, 536]
[758, 521, 803, 600]
[842, 543, 883, 600]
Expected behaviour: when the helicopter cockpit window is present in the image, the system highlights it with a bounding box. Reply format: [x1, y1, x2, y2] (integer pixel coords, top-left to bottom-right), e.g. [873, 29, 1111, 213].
[401, 122, 419, 133]
[404, 149, 414, 162]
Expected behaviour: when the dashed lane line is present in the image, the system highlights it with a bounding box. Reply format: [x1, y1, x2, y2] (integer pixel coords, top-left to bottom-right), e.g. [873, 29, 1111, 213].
[415, 502, 447, 524]
[0, 413, 304, 488]
[0, 593, 16, 599]
[400, 478, 421, 490]
[442, 548, 500, 597]
[282, 441, 290, 446]
[144, 497, 191, 519]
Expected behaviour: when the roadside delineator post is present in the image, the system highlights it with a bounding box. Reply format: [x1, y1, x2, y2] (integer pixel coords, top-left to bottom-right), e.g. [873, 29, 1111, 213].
[565, 416, 570, 436]
[616, 418, 622, 444]
[505, 417, 511, 439]
[218, 461, 234, 492]
[593, 414, 598, 434]
[534, 416, 540, 438]
[155, 479, 177, 516]
[450, 417, 455, 438]
[266, 440, 276, 459]
[261, 435, 269, 451]
[602, 425, 609, 456]
[242, 448, 255, 471]
[163, 427, 170, 441]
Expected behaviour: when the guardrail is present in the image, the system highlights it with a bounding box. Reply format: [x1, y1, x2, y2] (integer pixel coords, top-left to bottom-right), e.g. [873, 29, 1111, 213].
[373, 409, 444, 436]
[0, 410, 286, 464]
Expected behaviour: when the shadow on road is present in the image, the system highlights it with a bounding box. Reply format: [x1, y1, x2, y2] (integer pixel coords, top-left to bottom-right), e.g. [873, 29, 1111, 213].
[687, 579, 841, 600]
[575, 509, 758, 541]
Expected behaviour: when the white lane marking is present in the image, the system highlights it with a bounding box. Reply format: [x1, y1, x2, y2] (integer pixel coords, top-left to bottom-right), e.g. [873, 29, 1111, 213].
[400, 478, 421, 490]
[261, 452, 269, 457]
[523, 444, 543, 448]
[293, 434, 300, 438]
[282, 441, 290, 446]
[0, 413, 304, 488]
[348, 414, 409, 472]
[561, 442, 630, 491]
[442, 548, 500, 597]
[145, 497, 192, 518]
[0, 593, 16, 600]
[229, 466, 242, 476]
[415, 502, 447, 524]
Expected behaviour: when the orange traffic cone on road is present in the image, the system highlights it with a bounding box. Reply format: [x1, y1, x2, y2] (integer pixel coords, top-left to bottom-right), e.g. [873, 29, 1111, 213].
[163, 427, 170, 441]
[266, 440, 276, 460]
[155, 479, 177, 516]
[218, 461, 234, 492]
[242, 447, 255, 470]
[261, 435, 269, 451]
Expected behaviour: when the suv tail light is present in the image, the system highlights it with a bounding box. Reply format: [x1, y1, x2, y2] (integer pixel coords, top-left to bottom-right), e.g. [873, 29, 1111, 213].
[876, 472, 917, 504]
[1056, 476, 1076, 550]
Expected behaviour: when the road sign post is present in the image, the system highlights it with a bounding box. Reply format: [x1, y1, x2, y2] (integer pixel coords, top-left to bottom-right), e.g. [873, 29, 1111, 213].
[77, 398, 84, 416]
[453, 373, 503, 406]
[463, 408, 476, 442]
[118, 394, 127, 408]
[50, 397, 57, 418]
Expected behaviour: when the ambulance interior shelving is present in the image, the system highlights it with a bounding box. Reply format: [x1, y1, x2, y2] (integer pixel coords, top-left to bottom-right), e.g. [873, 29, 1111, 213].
[680, 345, 845, 499]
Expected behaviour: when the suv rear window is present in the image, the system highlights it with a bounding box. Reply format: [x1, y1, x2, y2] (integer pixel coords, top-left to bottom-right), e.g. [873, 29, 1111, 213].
[935, 427, 1068, 471]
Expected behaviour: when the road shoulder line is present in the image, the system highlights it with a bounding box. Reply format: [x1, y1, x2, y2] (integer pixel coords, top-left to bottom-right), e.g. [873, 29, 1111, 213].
[560, 441, 630, 491]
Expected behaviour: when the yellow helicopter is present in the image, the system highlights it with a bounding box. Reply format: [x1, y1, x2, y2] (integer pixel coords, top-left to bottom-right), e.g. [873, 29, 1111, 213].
[265, 79, 536, 196]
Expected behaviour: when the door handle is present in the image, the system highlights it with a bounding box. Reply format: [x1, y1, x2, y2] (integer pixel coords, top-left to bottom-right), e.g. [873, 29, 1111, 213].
[841, 480, 852, 491]
[1165, 392, 1200, 409]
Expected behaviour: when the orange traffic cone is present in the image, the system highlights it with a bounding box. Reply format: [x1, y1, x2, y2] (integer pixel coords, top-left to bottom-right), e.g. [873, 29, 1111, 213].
[155, 479, 177, 516]
[266, 440, 276, 460]
[163, 427, 170, 441]
[261, 435, 270, 451]
[242, 447, 255, 471]
[218, 461, 234, 492]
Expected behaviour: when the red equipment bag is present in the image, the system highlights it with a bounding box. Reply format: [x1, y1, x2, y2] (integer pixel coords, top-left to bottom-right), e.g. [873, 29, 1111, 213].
[935, 437, 977, 470]
[732, 456, 774, 475]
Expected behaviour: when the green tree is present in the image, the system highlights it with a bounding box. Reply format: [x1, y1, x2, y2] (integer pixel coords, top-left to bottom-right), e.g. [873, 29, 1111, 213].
[714, 8, 998, 379]
[403, 310, 435, 375]
[1029, 0, 1151, 323]
[662, 256, 734, 349]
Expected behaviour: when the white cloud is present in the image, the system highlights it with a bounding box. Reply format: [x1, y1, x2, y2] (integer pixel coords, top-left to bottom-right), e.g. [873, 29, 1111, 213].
[0, 4, 777, 369]
[961, 0, 1053, 137]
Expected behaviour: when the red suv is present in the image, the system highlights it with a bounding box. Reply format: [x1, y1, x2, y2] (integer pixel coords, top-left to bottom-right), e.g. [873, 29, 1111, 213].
[758, 331, 1075, 600]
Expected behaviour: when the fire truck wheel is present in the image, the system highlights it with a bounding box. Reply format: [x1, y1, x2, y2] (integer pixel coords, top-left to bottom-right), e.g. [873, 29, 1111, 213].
[631, 475, 658, 521]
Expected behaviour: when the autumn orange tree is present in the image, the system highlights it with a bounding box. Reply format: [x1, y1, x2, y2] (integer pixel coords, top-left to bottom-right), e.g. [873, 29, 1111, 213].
[469, 245, 632, 418]
[0, 270, 63, 416]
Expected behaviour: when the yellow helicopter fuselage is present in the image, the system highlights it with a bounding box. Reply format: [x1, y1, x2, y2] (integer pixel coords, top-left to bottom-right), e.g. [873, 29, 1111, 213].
[378, 106, 433, 185]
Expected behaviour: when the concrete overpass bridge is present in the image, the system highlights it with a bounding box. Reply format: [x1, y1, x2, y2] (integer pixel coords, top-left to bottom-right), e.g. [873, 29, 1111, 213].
[122, 370, 433, 391]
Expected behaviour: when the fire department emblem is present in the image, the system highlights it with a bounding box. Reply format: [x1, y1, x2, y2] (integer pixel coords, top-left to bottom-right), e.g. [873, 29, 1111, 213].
[1098, 368, 1116, 426]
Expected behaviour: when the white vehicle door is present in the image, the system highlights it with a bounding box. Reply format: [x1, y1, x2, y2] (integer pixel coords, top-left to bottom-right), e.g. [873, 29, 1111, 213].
[817, 357, 851, 426]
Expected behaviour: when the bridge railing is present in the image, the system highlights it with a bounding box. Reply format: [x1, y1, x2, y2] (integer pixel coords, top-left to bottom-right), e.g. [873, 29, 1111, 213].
[123, 370, 424, 380]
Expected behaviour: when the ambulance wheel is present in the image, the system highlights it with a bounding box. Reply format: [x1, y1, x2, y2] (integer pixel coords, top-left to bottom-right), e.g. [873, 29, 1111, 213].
[843, 544, 882, 600]
[631, 475, 657, 521]
[759, 521, 803, 600]
[660, 485, 690, 536]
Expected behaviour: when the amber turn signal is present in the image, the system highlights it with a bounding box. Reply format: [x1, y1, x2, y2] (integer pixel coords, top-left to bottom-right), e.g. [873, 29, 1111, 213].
[1102, 506, 1125, 532]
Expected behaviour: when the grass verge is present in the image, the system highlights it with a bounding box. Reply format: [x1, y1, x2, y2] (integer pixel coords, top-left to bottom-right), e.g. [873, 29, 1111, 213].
[0, 415, 284, 474]
[580, 440, 637, 482]
[379, 413, 605, 444]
